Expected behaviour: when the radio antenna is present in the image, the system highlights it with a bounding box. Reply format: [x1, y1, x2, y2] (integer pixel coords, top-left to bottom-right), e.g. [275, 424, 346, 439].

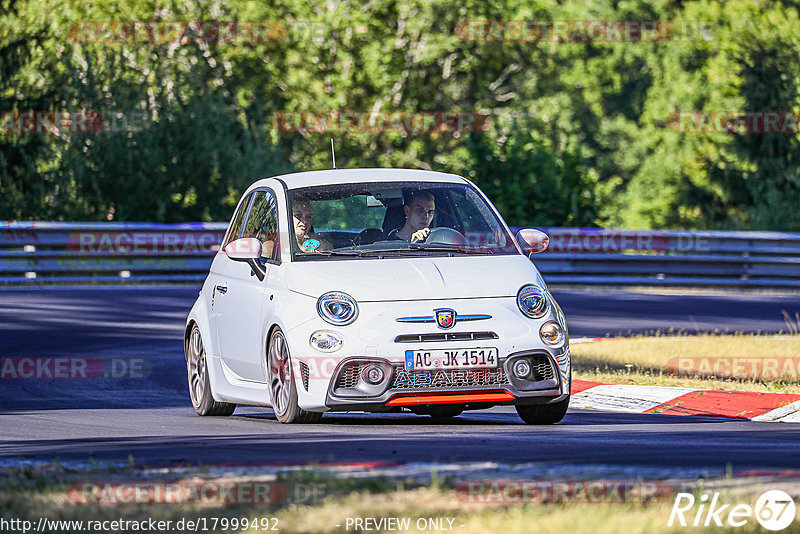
[330, 139, 337, 169]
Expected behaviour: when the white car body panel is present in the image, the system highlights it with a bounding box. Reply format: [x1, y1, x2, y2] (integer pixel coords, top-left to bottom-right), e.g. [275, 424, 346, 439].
[214, 258, 270, 380]
[286, 255, 546, 301]
[259, 168, 466, 189]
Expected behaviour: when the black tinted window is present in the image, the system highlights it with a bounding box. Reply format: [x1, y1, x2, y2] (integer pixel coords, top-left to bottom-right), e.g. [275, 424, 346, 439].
[223, 192, 253, 246]
[241, 189, 279, 261]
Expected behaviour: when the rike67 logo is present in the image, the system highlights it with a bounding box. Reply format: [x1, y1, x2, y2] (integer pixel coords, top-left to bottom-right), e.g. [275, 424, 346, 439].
[669, 490, 796, 531]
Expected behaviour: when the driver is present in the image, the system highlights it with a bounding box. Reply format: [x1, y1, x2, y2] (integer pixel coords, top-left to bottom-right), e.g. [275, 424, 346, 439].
[292, 196, 332, 252]
[388, 191, 435, 242]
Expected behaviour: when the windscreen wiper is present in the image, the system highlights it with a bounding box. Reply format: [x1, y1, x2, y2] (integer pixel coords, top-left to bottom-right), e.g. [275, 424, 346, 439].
[357, 246, 432, 255]
[414, 245, 493, 254]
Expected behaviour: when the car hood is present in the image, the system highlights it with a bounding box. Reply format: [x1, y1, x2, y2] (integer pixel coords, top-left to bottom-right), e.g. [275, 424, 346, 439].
[286, 255, 545, 301]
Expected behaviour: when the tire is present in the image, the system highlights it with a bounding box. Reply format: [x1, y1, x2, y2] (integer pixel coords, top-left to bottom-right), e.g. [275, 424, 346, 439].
[515, 397, 569, 425]
[267, 328, 322, 424]
[186, 324, 236, 416]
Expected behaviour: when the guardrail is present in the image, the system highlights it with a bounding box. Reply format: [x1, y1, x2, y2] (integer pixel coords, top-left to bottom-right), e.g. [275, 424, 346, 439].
[0, 222, 226, 285]
[2, 222, 800, 287]
[530, 228, 800, 288]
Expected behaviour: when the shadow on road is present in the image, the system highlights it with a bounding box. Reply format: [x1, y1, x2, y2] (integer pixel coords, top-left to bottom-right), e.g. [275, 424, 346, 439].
[0, 409, 796, 469]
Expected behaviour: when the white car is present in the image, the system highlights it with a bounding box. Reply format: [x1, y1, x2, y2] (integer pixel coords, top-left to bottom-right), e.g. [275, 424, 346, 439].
[185, 168, 571, 424]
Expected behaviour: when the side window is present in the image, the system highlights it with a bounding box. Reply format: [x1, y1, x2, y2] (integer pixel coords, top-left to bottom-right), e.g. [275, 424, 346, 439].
[223, 192, 253, 247]
[241, 189, 280, 262]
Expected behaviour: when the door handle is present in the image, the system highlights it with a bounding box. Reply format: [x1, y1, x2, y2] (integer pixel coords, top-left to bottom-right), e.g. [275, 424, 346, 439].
[216, 285, 228, 294]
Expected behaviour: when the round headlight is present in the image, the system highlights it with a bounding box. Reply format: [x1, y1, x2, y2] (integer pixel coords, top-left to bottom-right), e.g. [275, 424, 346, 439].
[310, 331, 343, 352]
[540, 321, 564, 345]
[517, 285, 549, 318]
[317, 292, 358, 325]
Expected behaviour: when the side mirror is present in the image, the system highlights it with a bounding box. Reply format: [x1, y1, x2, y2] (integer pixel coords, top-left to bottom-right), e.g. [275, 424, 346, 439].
[224, 237, 266, 281]
[516, 229, 549, 254]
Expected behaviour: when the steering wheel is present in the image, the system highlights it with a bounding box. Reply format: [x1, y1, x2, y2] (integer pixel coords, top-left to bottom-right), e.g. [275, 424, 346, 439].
[424, 227, 467, 247]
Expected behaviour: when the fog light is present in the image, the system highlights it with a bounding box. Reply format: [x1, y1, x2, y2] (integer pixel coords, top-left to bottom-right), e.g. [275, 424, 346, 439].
[309, 331, 343, 353]
[363, 365, 385, 385]
[540, 321, 564, 345]
[512, 359, 532, 379]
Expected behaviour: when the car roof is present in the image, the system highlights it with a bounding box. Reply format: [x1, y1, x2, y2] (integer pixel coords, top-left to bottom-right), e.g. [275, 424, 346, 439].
[251, 168, 468, 190]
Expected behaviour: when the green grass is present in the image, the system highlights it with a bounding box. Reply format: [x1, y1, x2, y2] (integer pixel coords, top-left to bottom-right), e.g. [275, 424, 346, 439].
[1, 466, 796, 533]
[571, 334, 800, 393]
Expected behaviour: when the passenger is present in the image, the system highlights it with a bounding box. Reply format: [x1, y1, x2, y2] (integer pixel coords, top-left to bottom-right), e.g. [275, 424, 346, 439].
[388, 191, 435, 242]
[292, 196, 332, 252]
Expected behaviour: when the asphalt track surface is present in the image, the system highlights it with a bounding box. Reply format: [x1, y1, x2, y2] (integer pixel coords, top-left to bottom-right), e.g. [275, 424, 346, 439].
[1, 287, 799, 471]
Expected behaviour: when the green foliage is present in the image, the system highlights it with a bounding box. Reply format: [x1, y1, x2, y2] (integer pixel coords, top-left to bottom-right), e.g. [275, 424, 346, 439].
[466, 120, 598, 227]
[1, 0, 800, 228]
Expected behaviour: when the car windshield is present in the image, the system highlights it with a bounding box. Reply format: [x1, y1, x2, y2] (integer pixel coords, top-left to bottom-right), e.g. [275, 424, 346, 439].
[287, 181, 519, 261]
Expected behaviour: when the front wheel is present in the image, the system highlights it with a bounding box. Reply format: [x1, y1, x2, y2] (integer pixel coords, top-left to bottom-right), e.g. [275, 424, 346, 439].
[267, 329, 322, 424]
[186, 325, 236, 416]
[515, 397, 569, 425]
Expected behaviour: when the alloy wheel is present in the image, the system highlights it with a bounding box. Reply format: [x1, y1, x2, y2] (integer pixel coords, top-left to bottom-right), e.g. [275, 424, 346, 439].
[268, 331, 292, 417]
[187, 326, 206, 408]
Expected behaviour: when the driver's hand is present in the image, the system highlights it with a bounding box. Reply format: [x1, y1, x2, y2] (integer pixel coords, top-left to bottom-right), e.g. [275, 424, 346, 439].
[410, 228, 431, 243]
[492, 230, 506, 247]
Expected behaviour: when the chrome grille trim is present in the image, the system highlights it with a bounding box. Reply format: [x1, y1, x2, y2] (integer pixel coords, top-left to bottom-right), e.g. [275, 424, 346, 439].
[394, 331, 498, 343]
[396, 314, 492, 323]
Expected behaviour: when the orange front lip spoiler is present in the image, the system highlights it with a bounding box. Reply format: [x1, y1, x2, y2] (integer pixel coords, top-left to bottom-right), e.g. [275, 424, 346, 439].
[385, 390, 515, 406]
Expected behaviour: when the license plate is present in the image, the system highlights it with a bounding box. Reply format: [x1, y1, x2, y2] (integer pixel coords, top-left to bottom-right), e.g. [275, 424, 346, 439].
[404, 348, 498, 371]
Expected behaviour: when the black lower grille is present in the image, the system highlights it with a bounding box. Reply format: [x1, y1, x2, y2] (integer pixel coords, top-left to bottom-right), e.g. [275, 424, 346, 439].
[391, 366, 509, 389]
[335, 362, 363, 389]
[299, 361, 310, 390]
[529, 354, 555, 381]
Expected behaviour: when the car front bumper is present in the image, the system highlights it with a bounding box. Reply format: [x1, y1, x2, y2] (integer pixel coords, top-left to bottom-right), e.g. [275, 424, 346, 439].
[286, 295, 571, 412]
[322, 349, 569, 412]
